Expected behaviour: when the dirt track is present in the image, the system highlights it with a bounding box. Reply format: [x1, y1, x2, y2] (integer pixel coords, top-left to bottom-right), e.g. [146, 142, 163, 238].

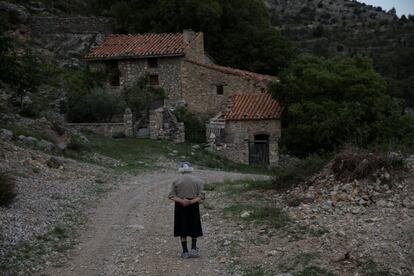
[43, 169, 264, 276]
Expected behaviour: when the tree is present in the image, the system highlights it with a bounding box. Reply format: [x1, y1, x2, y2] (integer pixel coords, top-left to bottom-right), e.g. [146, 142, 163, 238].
[122, 75, 165, 120]
[105, 0, 294, 75]
[270, 55, 414, 157]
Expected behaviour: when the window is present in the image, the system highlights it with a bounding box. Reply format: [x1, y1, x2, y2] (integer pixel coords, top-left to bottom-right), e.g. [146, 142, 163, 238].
[216, 85, 224, 95]
[107, 61, 120, 86]
[148, 58, 158, 68]
[149, 74, 159, 86]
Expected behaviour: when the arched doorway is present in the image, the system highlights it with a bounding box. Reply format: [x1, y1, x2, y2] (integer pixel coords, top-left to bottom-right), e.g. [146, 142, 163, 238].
[249, 134, 270, 166]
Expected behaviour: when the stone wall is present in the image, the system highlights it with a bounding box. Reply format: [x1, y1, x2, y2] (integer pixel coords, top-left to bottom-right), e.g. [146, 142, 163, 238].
[65, 108, 134, 138]
[181, 61, 269, 114]
[65, 123, 125, 137]
[184, 32, 205, 63]
[210, 119, 281, 166]
[149, 107, 185, 143]
[30, 16, 113, 65]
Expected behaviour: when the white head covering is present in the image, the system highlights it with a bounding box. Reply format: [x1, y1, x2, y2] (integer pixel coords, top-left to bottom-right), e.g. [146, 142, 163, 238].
[178, 162, 193, 173]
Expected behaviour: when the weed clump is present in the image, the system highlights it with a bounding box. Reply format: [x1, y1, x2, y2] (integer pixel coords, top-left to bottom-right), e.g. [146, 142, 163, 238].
[0, 172, 16, 207]
[331, 148, 405, 182]
[272, 154, 328, 190]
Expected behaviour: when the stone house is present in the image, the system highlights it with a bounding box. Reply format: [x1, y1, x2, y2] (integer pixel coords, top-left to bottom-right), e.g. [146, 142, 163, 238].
[84, 30, 276, 113]
[85, 30, 282, 166]
[207, 94, 283, 167]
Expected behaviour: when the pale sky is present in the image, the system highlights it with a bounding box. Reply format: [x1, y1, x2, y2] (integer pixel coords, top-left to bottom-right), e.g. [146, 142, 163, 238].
[358, 0, 414, 16]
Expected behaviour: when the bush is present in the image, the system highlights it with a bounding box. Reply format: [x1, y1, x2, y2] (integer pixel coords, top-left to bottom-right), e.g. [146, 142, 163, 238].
[122, 75, 165, 120]
[331, 147, 405, 182]
[270, 55, 414, 157]
[66, 87, 125, 123]
[272, 154, 329, 190]
[0, 172, 16, 207]
[174, 107, 209, 143]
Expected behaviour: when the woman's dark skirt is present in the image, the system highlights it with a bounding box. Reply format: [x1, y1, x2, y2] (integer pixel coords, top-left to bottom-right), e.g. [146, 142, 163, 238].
[174, 202, 203, 237]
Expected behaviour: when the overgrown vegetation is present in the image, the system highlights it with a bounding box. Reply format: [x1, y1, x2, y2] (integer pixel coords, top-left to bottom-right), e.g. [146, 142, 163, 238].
[331, 147, 405, 182]
[271, 55, 414, 157]
[174, 108, 209, 143]
[0, 18, 45, 108]
[66, 87, 125, 123]
[0, 172, 16, 207]
[273, 154, 329, 190]
[122, 75, 165, 120]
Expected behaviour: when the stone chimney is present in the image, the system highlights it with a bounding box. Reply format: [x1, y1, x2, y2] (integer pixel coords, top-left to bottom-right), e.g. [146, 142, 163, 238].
[183, 29, 205, 63]
[183, 29, 196, 43]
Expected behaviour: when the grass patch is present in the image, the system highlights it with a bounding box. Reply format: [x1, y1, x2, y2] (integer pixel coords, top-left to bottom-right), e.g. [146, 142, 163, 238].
[205, 178, 272, 193]
[279, 252, 335, 275]
[224, 204, 289, 229]
[363, 260, 390, 276]
[294, 266, 336, 276]
[65, 133, 271, 174]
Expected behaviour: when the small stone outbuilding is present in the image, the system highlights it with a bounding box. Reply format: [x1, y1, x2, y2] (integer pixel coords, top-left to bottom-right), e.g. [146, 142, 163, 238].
[207, 94, 283, 167]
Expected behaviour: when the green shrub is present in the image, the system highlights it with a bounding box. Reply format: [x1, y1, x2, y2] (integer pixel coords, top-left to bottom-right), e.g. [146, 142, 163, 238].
[66, 87, 125, 123]
[270, 55, 414, 157]
[0, 172, 16, 207]
[174, 107, 209, 143]
[331, 147, 405, 182]
[122, 75, 165, 120]
[272, 154, 328, 190]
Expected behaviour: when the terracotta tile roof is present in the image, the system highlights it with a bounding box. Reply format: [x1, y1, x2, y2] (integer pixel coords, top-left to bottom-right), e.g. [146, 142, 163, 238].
[224, 94, 283, 121]
[85, 33, 201, 60]
[185, 59, 277, 82]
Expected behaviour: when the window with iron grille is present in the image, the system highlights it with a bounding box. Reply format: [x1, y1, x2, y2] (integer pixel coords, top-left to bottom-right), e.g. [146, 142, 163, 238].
[149, 74, 159, 86]
[107, 61, 120, 86]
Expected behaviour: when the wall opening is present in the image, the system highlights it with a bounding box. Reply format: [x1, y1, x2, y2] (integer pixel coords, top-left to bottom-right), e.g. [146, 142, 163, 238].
[149, 74, 159, 86]
[148, 58, 158, 68]
[249, 134, 270, 167]
[107, 61, 120, 86]
[216, 85, 224, 95]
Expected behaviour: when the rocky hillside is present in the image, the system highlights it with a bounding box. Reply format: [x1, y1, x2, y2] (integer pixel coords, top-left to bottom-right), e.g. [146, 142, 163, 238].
[0, 1, 113, 67]
[265, 0, 410, 56]
[266, 0, 414, 105]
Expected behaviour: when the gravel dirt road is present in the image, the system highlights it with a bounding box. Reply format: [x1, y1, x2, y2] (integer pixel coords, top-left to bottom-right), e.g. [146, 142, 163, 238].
[44, 169, 265, 276]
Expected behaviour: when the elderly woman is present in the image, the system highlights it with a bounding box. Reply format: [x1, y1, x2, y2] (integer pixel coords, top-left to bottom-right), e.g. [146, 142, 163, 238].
[168, 162, 205, 258]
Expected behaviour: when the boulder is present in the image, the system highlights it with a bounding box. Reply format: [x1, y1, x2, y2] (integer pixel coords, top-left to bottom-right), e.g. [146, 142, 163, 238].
[18, 135, 38, 146]
[56, 142, 67, 152]
[38, 139, 56, 153]
[47, 156, 64, 169]
[0, 128, 13, 141]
